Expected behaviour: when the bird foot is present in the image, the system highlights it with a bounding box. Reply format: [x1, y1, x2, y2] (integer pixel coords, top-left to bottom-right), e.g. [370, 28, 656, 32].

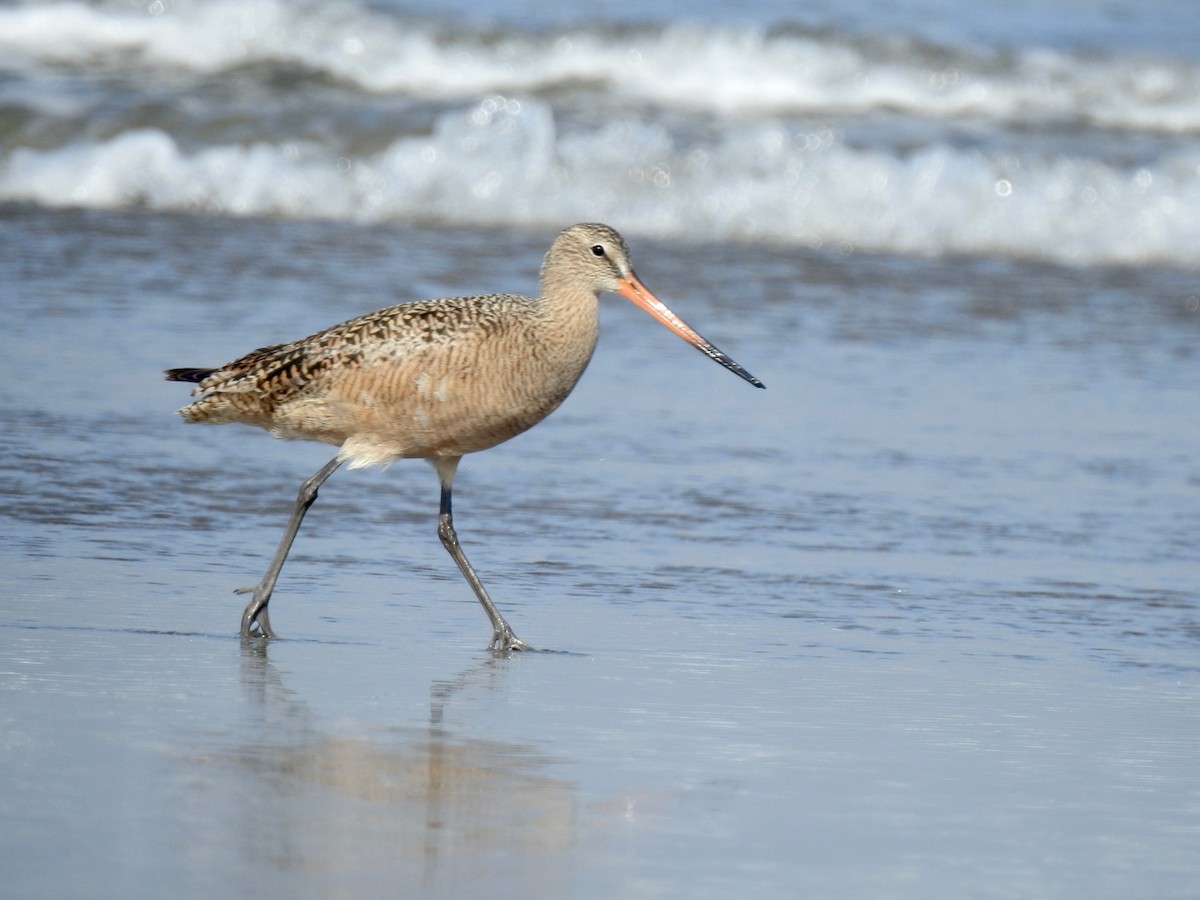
[489, 628, 532, 653]
[235, 585, 275, 639]
[241, 620, 275, 640]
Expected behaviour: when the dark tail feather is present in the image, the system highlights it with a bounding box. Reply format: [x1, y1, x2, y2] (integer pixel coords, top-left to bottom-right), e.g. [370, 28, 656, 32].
[164, 367, 216, 383]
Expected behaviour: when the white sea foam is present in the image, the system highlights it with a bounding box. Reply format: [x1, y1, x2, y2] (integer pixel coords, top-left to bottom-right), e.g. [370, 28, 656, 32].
[2, 0, 1199, 132]
[2, 1, 1196, 266]
[5, 97, 1198, 268]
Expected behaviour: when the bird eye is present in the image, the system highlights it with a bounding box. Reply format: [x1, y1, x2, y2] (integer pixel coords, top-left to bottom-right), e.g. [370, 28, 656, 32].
[590, 244, 606, 257]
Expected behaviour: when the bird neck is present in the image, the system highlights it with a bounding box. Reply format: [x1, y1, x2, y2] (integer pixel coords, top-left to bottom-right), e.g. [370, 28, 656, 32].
[538, 268, 600, 326]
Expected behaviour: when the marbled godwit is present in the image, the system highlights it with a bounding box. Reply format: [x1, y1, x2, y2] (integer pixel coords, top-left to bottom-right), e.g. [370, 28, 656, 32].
[166, 223, 763, 651]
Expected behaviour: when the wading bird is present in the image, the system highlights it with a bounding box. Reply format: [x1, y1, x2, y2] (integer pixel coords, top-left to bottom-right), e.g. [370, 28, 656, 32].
[166, 223, 763, 650]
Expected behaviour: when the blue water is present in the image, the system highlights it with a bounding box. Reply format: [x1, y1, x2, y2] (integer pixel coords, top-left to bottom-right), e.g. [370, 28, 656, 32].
[1, 0, 1199, 896]
[2, 0, 1199, 266]
[407, 0, 1200, 57]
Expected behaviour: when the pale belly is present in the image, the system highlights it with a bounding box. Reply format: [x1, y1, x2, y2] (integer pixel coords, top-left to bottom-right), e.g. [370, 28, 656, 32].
[270, 346, 588, 468]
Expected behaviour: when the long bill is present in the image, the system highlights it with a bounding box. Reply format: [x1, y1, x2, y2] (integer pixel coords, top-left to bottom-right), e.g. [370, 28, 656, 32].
[616, 273, 765, 389]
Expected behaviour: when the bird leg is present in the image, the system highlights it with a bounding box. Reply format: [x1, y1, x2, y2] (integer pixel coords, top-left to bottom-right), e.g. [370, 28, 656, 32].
[237, 455, 343, 638]
[434, 457, 531, 652]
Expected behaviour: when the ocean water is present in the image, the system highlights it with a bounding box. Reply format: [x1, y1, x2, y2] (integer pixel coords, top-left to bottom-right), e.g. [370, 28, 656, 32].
[2, 0, 1199, 267]
[2, 0, 1199, 898]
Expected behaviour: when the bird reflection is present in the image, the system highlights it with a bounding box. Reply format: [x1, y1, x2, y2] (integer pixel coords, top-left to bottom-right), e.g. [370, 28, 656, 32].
[188, 642, 576, 894]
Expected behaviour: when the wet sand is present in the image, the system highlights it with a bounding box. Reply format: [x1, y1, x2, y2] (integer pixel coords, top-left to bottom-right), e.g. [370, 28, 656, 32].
[2, 205, 1197, 897]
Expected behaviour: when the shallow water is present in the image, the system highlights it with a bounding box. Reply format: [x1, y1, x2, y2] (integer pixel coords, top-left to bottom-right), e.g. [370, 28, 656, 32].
[1, 204, 1197, 897]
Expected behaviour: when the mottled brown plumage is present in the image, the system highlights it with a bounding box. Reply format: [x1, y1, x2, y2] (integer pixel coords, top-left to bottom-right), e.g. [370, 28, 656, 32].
[166, 223, 763, 651]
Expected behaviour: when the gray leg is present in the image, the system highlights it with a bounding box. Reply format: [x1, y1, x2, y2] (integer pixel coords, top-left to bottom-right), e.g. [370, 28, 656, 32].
[434, 457, 530, 652]
[237, 455, 343, 638]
